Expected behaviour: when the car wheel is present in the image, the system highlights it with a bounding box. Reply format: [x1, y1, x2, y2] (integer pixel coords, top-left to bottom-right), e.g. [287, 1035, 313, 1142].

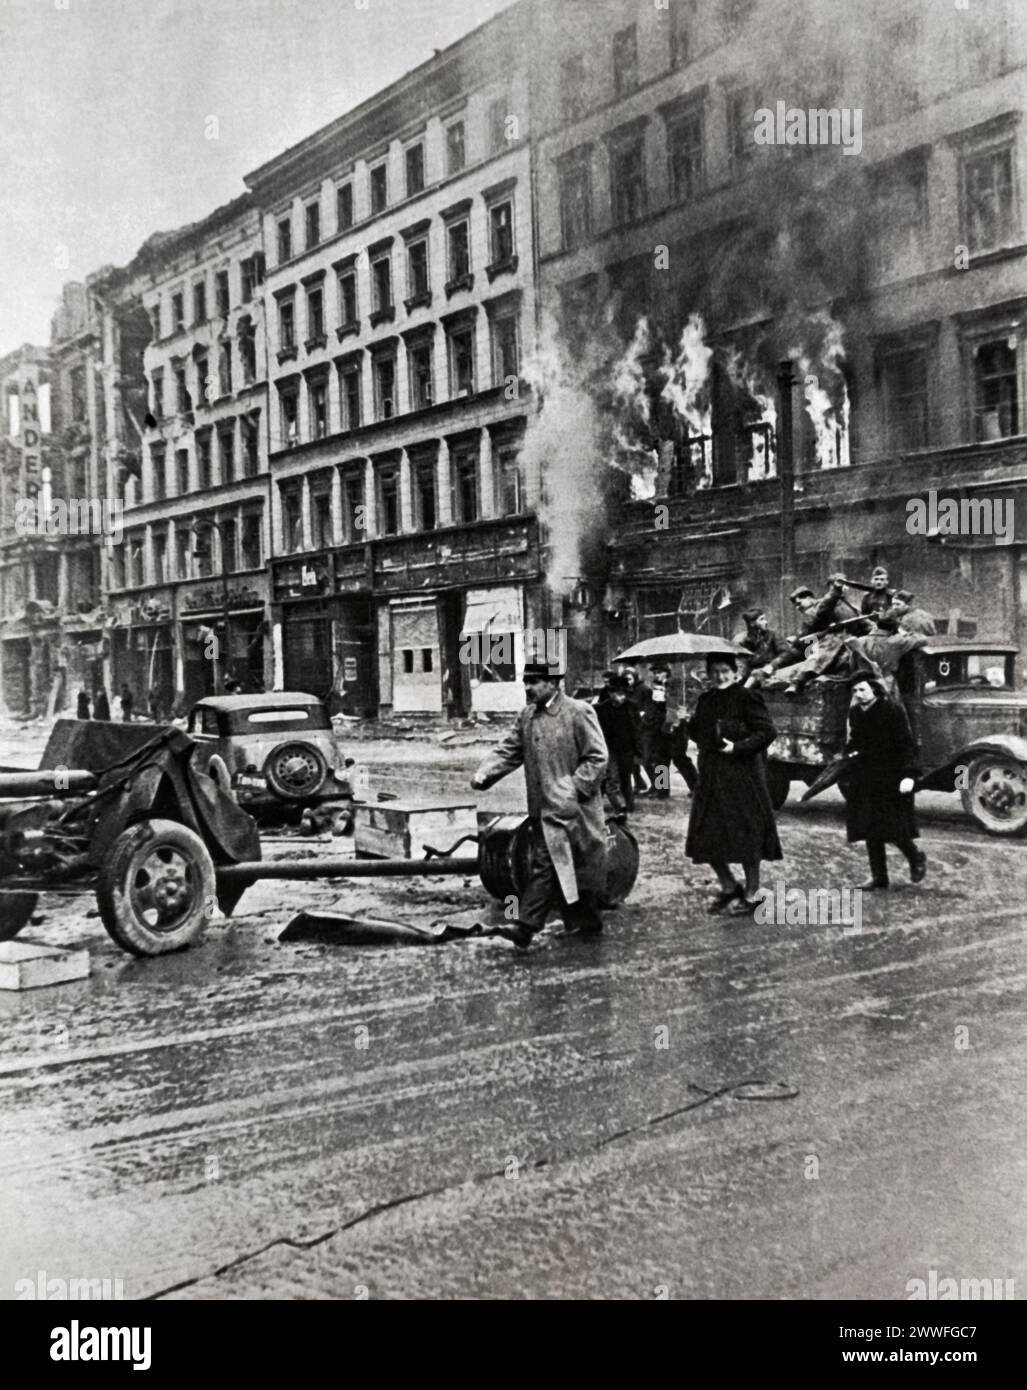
[0, 890, 40, 940]
[960, 755, 1027, 836]
[263, 741, 329, 801]
[96, 818, 216, 955]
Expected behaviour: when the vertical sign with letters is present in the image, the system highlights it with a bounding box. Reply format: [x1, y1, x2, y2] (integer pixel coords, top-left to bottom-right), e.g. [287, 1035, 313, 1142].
[18, 364, 42, 498]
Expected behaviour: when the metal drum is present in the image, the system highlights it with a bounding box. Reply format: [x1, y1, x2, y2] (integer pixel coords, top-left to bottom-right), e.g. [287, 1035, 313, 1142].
[477, 815, 640, 909]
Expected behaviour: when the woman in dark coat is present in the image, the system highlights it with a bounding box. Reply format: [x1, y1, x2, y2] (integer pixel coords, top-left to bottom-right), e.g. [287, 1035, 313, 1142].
[76, 690, 91, 720]
[685, 655, 783, 915]
[844, 675, 926, 889]
[93, 688, 111, 721]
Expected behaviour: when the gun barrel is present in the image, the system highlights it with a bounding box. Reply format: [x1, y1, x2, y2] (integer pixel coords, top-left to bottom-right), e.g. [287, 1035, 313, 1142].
[837, 576, 876, 594]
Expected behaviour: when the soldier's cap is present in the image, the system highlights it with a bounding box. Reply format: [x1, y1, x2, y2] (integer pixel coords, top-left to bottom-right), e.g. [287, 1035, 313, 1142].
[894, 589, 914, 603]
[790, 585, 815, 602]
[522, 661, 562, 682]
[871, 566, 889, 579]
[875, 614, 900, 634]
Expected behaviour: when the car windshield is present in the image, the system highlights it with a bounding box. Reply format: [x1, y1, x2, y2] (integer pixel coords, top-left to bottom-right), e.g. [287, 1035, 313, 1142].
[923, 653, 1013, 692]
[224, 706, 331, 735]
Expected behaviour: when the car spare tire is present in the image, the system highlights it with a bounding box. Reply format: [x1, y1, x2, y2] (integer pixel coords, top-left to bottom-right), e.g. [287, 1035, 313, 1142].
[263, 741, 329, 801]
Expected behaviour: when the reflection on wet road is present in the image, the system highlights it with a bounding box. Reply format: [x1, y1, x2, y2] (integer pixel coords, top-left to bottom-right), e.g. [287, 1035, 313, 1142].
[1, 749, 1025, 1299]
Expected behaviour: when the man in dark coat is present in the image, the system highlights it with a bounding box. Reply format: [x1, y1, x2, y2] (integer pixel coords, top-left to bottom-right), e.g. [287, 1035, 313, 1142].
[766, 577, 867, 693]
[471, 659, 609, 947]
[119, 683, 134, 722]
[637, 662, 676, 798]
[843, 675, 926, 889]
[76, 690, 91, 720]
[686, 654, 783, 915]
[738, 608, 792, 687]
[93, 688, 111, 721]
[596, 673, 641, 813]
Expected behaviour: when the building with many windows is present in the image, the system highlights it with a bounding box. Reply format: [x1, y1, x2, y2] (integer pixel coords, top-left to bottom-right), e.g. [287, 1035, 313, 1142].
[245, 4, 539, 716]
[106, 195, 272, 712]
[532, 0, 1027, 668]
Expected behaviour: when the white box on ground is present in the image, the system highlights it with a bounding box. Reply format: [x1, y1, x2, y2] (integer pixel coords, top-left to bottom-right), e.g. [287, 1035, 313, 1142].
[354, 799, 478, 859]
[0, 940, 90, 991]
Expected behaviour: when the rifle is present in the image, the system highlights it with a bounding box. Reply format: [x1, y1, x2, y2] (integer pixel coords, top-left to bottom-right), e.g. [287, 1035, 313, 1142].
[793, 615, 870, 646]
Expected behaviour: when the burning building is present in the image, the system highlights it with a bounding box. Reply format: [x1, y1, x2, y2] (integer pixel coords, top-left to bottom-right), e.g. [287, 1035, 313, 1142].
[530, 0, 1027, 678]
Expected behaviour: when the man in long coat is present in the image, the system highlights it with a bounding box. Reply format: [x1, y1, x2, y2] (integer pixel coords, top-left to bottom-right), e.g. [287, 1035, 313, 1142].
[596, 673, 641, 813]
[471, 659, 609, 947]
[843, 675, 927, 889]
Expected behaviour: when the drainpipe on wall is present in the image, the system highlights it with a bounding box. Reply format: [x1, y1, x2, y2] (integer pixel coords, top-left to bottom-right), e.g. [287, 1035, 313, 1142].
[777, 358, 796, 626]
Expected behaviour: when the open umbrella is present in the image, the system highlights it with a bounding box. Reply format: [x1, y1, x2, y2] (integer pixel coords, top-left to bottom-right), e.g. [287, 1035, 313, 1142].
[612, 633, 749, 664]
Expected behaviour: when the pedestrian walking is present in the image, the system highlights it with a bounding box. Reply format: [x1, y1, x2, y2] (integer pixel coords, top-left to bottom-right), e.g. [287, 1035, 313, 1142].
[470, 659, 609, 947]
[596, 673, 641, 813]
[93, 688, 111, 721]
[76, 689, 91, 720]
[842, 675, 926, 890]
[637, 661, 674, 798]
[685, 654, 782, 916]
[119, 683, 134, 722]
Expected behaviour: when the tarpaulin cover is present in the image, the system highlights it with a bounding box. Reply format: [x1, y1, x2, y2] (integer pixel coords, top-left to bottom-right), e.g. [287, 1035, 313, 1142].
[280, 911, 493, 946]
[39, 719, 168, 773]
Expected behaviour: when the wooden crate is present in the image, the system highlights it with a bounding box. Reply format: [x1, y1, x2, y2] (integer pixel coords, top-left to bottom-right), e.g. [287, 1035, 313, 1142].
[0, 940, 90, 991]
[354, 798, 479, 859]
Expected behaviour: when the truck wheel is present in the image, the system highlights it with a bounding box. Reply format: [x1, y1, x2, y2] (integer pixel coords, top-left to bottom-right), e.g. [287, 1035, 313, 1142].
[960, 755, 1027, 836]
[766, 763, 791, 810]
[97, 818, 216, 955]
[263, 742, 329, 801]
[0, 891, 40, 940]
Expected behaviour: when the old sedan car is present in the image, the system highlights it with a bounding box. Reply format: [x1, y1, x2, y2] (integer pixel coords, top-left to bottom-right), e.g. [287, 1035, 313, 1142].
[763, 641, 1027, 835]
[185, 692, 352, 816]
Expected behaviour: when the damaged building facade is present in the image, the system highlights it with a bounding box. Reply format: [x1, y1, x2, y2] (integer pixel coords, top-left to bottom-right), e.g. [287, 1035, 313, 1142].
[109, 196, 272, 713]
[6, 0, 1026, 719]
[244, 4, 539, 718]
[531, 0, 1027, 677]
[0, 282, 111, 718]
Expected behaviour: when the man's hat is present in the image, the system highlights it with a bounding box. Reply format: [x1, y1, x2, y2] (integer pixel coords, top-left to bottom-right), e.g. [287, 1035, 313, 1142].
[790, 585, 815, 602]
[607, 673, 631, 692]
[894, 589, 914, 603]
[871, 566, 889, 579]
[742, 607, 765, 623]
[649, 660, 670, 675]
[523, 660, 562, 681]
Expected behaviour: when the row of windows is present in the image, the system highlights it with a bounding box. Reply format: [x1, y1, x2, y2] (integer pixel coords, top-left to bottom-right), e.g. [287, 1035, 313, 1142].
[149, 254, 265, 341]
[276, 194, 516, 357]
[878, 332, 1022, 455]
[278, 439, 525, 551]
[110, 512, 264, 590]
[151, 333, 260, 419]
[143, 416, 262, 502]
[558, 0, 1010, 132]
[558, 106, 1020, 257]
[277, 312, 520, 448]
[276, 98, 516, 263]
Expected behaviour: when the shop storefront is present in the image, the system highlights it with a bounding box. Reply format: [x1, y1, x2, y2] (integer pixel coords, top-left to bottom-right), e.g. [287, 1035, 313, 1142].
[460, 584, 527, 714]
